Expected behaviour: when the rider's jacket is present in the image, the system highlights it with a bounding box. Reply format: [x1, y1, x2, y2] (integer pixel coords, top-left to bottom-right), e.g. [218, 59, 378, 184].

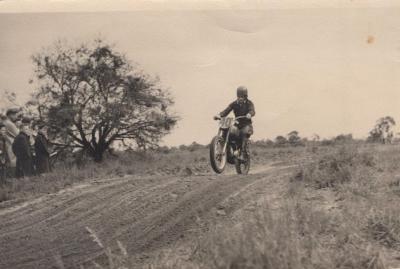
[219, 99, 255, 128]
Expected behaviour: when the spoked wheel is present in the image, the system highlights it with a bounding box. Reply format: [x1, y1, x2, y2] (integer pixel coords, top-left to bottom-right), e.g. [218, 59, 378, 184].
[235, 141, 250, 175]
[210, 136, 227, 174]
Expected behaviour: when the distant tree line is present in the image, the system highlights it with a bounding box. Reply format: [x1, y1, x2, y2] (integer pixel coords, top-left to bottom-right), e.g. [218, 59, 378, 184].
[253, 116, 398, 148]
[159, 115, 399, 153]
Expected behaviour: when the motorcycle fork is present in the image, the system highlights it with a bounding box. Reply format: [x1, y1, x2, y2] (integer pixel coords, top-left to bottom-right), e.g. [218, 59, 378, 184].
[221, 129, 230, 153]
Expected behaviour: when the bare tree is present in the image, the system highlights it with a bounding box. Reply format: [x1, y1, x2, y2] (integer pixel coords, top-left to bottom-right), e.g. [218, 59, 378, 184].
[29, 39, 178, 162]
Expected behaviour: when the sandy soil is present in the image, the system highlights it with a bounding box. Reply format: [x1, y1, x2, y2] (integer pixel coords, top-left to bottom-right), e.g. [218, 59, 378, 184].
[0, 163, 296, 269]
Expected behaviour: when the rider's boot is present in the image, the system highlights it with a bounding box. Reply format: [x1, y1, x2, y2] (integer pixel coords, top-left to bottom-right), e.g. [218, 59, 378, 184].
[238, 137, 248, 161]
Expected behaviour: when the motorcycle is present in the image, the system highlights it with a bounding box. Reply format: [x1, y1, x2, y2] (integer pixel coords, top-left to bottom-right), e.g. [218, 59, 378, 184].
[210, 116, 250, 175]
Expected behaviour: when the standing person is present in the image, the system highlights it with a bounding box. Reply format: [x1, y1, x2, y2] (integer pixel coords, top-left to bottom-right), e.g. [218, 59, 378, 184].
[34, 123, 51, 174]
[12, 118, 34, 178]
[214, 86, 256, 158]
[0, 122, 10, 183]
[2, 108, 20, 174]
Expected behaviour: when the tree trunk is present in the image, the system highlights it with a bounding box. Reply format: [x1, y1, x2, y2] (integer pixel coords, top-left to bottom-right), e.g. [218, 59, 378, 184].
[93, 151, 103, 162]
[93, 145, 107, 163]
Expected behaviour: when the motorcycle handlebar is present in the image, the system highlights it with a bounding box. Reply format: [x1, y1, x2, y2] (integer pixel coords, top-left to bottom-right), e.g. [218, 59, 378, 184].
[235, 116, 248, 120]
[214, 116, 248, 121]
[213, 116, 221, 121]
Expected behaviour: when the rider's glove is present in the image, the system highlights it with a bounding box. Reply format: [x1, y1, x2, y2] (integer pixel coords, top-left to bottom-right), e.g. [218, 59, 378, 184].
[246, 113, 252, 119]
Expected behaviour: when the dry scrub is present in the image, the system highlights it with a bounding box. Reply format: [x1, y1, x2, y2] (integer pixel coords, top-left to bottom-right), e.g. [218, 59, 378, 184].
[146, 144, 400, 269]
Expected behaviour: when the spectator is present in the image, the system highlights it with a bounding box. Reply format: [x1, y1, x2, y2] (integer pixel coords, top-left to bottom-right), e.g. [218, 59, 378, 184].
[0, 122, 10, 183]
[2, 108, 20, 172]
[34, 123, 51, 174]
[12, 117, 34, 178]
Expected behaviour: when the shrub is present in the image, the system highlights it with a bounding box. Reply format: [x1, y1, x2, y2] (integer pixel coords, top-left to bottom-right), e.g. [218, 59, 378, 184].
[151, 200, 385, 269]
[293, 146, 375, 189]
[365, 209, 400, 249]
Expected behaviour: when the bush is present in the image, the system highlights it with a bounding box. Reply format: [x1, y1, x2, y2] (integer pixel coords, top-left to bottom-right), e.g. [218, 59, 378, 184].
[252, 139, 274, 148]
[293, 147, 375, 189]
[321, 139, 334, 146]
[366, 209, 400, 249]
[151, 200, 385, 269]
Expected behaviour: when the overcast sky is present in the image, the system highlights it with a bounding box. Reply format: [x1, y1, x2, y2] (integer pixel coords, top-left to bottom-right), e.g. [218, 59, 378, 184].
[1, 1, 400, 146]
[1, 0, 400, 12]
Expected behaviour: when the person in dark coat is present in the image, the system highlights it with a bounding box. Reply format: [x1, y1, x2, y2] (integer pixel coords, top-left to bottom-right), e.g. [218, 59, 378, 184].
[34, 123, 50, 174]
[12, 118, 34, 178]
[0, 122, 10, 183]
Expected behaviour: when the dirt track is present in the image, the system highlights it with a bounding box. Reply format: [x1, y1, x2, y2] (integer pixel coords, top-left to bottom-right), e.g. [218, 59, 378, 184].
[0, 163, 295, 269]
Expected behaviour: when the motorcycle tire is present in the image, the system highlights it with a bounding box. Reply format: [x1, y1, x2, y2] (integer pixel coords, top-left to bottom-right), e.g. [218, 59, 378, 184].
[210, 136, 227, 174]
[235, 142, 250, 175]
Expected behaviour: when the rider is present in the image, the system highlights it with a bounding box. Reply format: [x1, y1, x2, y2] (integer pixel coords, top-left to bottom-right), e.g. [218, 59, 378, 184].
[214, 86, 255, 157]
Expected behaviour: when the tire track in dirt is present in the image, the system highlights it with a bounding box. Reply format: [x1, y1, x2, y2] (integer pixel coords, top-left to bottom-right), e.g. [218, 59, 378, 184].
[0, 164, 295, 269]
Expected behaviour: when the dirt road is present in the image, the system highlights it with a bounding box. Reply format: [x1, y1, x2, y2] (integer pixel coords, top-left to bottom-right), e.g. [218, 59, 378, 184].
[0, 163, 295, 269]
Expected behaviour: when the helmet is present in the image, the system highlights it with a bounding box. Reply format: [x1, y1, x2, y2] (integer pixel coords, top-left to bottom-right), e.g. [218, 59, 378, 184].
[236, 86, 248, 98]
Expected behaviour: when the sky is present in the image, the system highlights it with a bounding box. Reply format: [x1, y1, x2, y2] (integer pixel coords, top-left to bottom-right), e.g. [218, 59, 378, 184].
[1, 1, 400, 146]
[1, 0, 400, 12]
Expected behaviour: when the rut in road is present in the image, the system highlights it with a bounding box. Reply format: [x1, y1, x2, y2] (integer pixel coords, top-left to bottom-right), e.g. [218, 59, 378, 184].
[0, 164, 293, 269]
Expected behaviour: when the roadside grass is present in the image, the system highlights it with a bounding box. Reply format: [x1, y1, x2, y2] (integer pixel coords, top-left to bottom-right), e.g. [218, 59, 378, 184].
[292, 144, 376, 189]
[144, 143, 400, 269]
[83, 227, 133, 269]
[0, 149, 208, 203]
[82, 200, 386, 269]
[0, 145, 304, 203]
[193, 204, 386, 269]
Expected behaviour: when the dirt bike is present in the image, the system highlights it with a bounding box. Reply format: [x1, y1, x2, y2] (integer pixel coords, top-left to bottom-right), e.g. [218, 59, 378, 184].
[210, 116, 251, 175]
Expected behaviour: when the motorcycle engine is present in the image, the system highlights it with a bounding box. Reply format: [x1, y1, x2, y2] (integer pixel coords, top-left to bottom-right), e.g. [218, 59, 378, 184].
[227, 144, 236, 164]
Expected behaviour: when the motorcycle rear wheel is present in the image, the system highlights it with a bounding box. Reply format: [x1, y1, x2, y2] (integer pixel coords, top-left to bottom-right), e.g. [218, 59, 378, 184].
[210, 136, 227, 174]
[235, 142, 250, 175]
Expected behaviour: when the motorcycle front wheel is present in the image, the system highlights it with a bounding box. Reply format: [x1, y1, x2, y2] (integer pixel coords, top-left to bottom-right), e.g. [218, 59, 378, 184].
[210, 136, 227, 174]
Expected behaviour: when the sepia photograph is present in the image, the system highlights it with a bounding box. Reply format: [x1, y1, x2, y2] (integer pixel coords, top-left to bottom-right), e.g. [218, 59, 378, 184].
[1, 0, 400, 268]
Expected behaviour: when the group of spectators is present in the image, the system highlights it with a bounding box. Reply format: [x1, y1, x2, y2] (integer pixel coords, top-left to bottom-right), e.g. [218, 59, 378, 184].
[0, 108, 51, 183]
